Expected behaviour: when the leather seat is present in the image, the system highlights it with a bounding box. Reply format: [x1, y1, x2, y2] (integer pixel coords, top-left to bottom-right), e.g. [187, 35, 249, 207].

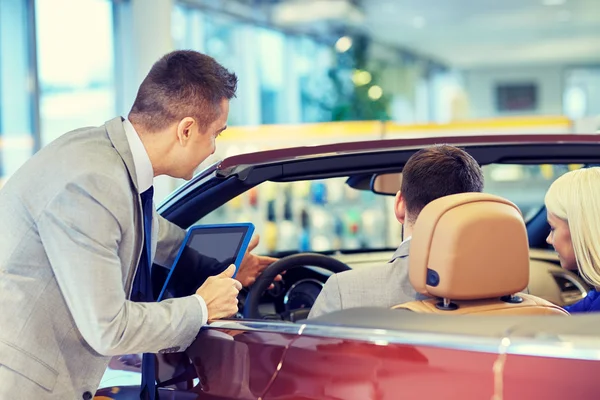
[392, 193, 568, 316]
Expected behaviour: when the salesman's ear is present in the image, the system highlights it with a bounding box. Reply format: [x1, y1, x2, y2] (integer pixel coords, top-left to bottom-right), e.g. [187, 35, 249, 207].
[176, 117, 195, 146]
[394, 191, 406, 224]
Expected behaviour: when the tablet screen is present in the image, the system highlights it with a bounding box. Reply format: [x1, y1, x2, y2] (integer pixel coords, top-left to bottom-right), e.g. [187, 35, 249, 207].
[157, 223, 254, 301]
[186, 227, 250, 264]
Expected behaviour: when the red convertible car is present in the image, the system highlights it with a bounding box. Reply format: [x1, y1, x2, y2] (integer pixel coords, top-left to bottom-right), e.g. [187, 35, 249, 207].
[96, 134, 600, 400]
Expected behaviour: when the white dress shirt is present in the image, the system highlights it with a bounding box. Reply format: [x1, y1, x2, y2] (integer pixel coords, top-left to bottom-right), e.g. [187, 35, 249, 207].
[123, 119, 208, 325]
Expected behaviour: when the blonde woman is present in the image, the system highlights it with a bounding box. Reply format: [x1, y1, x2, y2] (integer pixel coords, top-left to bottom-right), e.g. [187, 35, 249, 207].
[545, 167, 600, 313]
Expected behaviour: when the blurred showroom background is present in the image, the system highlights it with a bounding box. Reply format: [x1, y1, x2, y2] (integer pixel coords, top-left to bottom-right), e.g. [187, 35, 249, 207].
[0, 0, 599, 208]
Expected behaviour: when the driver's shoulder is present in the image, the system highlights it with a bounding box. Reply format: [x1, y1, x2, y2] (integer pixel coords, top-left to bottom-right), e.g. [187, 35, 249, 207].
[334, 263, 397, 288]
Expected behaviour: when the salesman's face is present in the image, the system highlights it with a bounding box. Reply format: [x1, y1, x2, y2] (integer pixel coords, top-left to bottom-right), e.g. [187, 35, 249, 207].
[176, 99, 229, 180]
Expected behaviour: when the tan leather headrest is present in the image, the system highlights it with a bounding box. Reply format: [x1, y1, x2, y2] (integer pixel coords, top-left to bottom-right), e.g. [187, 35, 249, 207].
[409, 193, 529, 300]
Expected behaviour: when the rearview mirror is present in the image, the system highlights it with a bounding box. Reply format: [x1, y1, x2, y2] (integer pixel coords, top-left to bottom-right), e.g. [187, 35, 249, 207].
[370, 172, 402, 196]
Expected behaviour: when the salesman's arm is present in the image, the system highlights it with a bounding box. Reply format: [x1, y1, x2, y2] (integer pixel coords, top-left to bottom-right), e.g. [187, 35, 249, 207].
[37, 173, 210, 356]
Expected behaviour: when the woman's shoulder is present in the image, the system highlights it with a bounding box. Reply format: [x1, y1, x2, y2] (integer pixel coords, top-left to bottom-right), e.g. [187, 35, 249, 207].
[565, 289, 600, 313]
[585, 290, 600, 311]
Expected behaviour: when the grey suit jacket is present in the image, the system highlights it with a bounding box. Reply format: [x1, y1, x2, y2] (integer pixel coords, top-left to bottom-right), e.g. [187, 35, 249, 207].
[308, 240, 427, 319]
[0, 118, 205, 399]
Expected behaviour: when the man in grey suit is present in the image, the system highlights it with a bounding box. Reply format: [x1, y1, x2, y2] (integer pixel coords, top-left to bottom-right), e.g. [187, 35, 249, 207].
[0, 51, 276, 399]
[308, 145, 485, 319]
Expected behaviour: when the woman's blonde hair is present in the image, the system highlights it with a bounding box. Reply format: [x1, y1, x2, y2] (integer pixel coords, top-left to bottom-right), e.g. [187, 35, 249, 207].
[545, 167, 600, 287]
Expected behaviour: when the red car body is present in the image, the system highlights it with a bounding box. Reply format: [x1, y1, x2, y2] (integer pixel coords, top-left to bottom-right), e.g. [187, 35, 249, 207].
[96, 134, 600, 399]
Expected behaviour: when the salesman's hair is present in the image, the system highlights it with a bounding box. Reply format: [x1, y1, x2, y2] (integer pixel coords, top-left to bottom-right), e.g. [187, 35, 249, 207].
[128, 50, 237, 132]
[401, 145, 484, 223]
[545, 167, 600, 287]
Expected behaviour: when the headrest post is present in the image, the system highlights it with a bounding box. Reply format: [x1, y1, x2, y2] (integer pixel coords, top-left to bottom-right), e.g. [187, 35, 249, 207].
[435, 297, 459, 311]
[501, 294, 524, 304]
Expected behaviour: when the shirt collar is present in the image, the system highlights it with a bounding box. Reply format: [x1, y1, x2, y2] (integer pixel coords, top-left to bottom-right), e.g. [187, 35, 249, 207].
[389, 236, 412, 262]
[123, 119, 153, 193]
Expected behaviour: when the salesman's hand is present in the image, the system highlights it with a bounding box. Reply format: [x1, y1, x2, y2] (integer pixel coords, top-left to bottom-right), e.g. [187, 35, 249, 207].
[196, 265, 242, 320]
[235, 235, 281, 289]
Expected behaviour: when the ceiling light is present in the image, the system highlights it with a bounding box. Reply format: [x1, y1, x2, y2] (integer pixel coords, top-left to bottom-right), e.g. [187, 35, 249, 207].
[542, 0, 566, 6]
[352, 70, 372, 86]
[368, 85, 383, 100]
[335, 36, 353, 53]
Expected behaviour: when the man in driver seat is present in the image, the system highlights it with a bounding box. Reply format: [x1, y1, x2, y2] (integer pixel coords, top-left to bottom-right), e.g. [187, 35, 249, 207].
[308, 145, 484, 318]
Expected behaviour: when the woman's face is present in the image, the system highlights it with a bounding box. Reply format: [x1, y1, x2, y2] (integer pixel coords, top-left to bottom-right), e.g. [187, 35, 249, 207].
[546, 212, 577, 270]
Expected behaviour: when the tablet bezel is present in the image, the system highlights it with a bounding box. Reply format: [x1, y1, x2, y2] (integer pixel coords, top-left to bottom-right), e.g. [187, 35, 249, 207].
[156, 222, 255, 301]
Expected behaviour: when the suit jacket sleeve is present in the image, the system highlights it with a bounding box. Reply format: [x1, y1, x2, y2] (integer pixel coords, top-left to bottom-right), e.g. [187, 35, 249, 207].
[308, 274, 342, 319]
[37, 173, 204, 356]
[153, 215, 187, 268]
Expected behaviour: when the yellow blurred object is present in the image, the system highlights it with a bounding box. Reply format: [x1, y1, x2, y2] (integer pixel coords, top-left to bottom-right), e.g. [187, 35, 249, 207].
[262, 181, 278, 202]
[264, 221, 278, 253]
[569, 164, 584, 171]
[292, 181, 311, 198]
[540, 164, 554, 179]
[219, 121, 383, 142]
[215, 116, 571, 148]
[385, 115, 571, 133]
[352, 69, 372, 86]
[229, 194, 243, 210]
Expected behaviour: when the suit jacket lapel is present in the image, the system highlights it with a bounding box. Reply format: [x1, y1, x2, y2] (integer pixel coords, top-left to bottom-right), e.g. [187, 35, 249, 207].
[105, 117, 145, 295]
[105, 117, 140, 194]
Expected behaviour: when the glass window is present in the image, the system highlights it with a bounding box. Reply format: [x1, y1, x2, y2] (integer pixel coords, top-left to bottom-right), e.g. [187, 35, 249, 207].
[256, 28, 285, 124]
[198, 178, 395, 255]
[292, 36, 337, 123]
[564, 68, 600, 119]
[172, 4, 205, 52]
[196, 163, 584, 255]
[483, 164, 583, 221]
[172, 5, 344, 126]
[35, 0, 115, 145]
[0, 0, 35, 186]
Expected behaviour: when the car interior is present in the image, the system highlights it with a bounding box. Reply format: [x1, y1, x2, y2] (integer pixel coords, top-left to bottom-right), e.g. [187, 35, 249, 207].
[151, 139, 600, 325]
[192, 163, 591, 322]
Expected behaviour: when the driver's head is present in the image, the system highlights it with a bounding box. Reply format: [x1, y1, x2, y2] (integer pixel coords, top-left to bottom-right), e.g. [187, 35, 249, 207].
[395, 145, 484, 226]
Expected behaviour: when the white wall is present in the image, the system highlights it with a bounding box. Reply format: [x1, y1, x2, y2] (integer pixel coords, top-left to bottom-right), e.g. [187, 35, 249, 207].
[463, 66, 564, 119]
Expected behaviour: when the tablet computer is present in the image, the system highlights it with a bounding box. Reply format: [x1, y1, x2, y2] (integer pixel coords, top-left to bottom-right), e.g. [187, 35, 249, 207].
[157, 223, 254, 301]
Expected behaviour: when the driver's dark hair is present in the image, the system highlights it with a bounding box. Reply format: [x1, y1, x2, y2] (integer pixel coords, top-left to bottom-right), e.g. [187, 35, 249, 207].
[128, 50, 237, 132]
[401, 145, 484, 223]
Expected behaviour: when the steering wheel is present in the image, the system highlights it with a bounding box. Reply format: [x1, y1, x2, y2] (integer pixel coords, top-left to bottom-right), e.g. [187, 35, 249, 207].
[243, 253, 351, 320]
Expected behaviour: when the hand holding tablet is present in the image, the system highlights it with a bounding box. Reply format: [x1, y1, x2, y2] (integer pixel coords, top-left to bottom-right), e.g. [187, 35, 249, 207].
[196, 265, 243, 320]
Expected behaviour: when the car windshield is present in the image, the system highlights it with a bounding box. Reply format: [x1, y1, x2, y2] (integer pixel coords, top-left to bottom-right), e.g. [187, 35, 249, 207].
[197, 163, 581, 254]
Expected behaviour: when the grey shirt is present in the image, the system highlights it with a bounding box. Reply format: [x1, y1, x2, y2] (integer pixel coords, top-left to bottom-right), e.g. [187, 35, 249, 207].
[308, 239, 427, 319]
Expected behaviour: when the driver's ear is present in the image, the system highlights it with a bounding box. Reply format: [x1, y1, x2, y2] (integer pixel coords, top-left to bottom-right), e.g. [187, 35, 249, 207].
[394, 191, 406, 224]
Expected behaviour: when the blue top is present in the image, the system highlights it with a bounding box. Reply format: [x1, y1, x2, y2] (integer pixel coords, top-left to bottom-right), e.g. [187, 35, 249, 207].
[564, 289, 600, 313]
